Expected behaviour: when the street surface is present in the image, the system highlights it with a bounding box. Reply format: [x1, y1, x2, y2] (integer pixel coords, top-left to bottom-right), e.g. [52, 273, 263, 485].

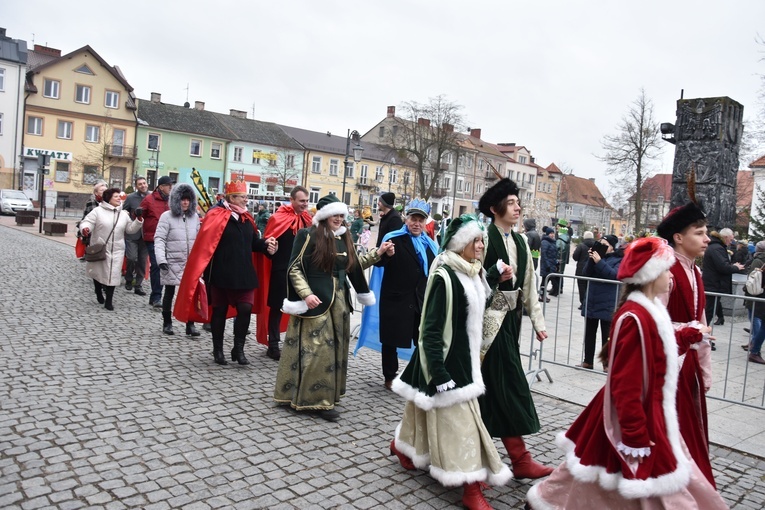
[1, 224, 764, 509]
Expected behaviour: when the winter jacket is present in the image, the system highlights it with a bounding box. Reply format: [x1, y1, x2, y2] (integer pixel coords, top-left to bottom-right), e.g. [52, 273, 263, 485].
[376, 208, 404, 248]
[702, 233, 741, 294]
[140, 188, 171, 242]
[572, 238, 596, 276]
[556, 231, 571, 265]
[540, 235, 558, 277]
[523, 219, 541, 260]
[80, 202, 143, 286]
[581, 248, 624, 320]
[745, 252, 765, 319]
[256, 209, 270, 235]
[154, 185, 200, 286]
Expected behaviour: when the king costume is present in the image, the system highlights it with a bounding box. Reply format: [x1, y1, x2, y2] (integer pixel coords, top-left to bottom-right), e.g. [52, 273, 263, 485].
[527, 237, 727, 510]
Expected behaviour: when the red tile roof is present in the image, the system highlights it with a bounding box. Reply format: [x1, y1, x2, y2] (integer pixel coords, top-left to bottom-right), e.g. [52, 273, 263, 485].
[545, 163, 562, 174]
[560, 174, 611, 208]
[749, 154, 765, 168]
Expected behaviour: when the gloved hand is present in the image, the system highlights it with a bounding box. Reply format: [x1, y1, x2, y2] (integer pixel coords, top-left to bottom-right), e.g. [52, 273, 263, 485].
[134, 207, 143, 220]
[159, 263, 169, 271]
[81, 227, 91, 237]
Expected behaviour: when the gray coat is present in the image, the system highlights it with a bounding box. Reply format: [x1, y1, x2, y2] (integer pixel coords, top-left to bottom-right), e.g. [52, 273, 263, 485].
[154, 184, 200, 286]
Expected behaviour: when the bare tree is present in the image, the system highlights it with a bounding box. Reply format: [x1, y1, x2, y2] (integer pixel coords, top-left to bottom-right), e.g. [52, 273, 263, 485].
[265, 146, 302, 194]
[385, 95, 466, 200]
[598, 89, 663, 233]
[741, 35, 765, 166]
[72, 119, 132, 191]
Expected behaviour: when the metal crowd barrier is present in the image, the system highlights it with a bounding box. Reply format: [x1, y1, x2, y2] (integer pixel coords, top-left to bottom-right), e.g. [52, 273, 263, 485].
[524, 273, 765, 411]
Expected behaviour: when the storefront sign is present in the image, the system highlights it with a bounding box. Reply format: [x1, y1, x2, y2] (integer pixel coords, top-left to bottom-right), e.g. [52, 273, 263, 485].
[252, 151, 277, 161]
[24, 147, 73, 161]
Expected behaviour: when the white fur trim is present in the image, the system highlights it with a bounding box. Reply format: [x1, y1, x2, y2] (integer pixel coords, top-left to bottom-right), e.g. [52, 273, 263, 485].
[393, 424, 512, 488]
[445, 221, 487, 253]
[526, 482, 556, 510]
[391, 266, 487, 410]
[356, 292, 375, 307]
[554, 292, 691, 498]
[622, 250, 675, 285]
[281, 298, 308, 316]
[312, 202, 348, 225]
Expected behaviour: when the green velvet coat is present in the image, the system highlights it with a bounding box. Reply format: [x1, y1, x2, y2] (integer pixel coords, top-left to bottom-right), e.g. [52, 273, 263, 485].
[479, 223, 541, 437]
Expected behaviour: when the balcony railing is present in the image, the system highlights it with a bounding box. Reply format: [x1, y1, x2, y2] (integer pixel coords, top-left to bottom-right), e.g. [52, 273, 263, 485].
[431, 187, 448, 198]
[106, 144, 137, 159]
[484, 172, 497, 181]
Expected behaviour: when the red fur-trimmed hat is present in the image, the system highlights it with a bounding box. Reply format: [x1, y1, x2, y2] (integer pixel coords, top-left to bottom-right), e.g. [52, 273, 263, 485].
[617, 237, 675, 285]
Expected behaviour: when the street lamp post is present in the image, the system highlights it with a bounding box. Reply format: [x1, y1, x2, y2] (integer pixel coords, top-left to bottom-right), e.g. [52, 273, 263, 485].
[404, 171, 410, 204]
[342, 129, 364, 205]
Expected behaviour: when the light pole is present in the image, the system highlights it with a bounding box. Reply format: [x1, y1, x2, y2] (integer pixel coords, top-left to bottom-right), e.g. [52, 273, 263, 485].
[148, 145, 160, 187]
[404, 171, 410, 204]
[342, 129, 363, 205]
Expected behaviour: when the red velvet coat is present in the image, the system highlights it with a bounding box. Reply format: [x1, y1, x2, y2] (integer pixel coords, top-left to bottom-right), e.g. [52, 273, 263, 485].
[559, 292, 696, 499]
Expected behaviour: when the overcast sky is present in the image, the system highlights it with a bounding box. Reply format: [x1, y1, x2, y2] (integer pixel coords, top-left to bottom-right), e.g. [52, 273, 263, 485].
[6, 0, 765, 199]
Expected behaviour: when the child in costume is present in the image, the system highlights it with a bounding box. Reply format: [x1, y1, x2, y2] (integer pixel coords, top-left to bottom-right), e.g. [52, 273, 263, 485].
[526, 237, 727, 509]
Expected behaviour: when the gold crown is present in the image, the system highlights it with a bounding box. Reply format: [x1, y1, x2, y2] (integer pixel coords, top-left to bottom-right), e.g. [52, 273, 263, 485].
[224, 179, 247, 195]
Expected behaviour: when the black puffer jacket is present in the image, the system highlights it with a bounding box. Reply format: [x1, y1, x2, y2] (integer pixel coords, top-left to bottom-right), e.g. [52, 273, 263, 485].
[702, 233, 741, 294]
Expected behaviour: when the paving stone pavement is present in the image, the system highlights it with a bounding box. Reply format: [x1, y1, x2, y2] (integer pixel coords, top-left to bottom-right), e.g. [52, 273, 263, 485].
[1, 224, 764, 509]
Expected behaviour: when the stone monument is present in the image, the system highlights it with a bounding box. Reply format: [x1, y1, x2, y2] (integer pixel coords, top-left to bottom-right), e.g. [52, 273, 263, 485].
[665, 96, 743, 229]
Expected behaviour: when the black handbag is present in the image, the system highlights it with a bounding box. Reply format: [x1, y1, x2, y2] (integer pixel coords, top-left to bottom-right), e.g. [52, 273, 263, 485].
[83, 217, 117, 262]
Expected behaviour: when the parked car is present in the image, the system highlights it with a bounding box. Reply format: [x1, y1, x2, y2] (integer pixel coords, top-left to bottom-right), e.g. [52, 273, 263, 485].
[0, 189, 34, 215]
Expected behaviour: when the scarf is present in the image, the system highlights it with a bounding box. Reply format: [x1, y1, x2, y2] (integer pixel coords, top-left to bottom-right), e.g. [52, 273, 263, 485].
[382, 224, 439, 276]
[222, 199, 248, 222]
[440, 250, 483, 278]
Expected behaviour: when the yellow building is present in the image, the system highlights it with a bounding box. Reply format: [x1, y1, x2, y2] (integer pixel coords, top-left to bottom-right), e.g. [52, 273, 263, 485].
[23, 44, 136, 209]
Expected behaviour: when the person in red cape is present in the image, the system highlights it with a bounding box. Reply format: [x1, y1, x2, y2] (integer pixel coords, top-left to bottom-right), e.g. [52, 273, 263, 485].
[526, 237, 727, 509]
[174, 179, 277, 366]
[254, 186, 312, 360]
[655, 202, 717, 488]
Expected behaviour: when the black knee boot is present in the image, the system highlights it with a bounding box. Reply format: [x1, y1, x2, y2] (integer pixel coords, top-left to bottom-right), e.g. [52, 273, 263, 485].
[212, 336, 227, 365]
[103, 286, 115, 310]
[94, 280, 105, 304]
[231, 337, 249, 365]
[186, 322, 200, 337]
[162, 311, 174, 335]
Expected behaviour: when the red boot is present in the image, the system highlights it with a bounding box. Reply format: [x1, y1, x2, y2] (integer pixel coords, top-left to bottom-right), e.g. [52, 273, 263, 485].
[461, 482, 493, 510]
[389, 439, 416, 470]
[502, 436, 553, 479]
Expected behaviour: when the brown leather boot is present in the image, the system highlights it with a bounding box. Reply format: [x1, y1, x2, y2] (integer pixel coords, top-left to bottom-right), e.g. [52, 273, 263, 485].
[461, 482, 493, 510]
[502, 436, 553, 479]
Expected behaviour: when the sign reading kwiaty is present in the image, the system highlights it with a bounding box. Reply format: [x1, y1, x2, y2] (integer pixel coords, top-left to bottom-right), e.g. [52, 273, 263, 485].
[24, 147, 73, 161]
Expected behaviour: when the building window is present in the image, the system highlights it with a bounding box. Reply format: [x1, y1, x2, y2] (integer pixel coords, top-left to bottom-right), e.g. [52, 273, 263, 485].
[268, 153, 277, 167]
[476, 184, 482, 194]
[446, 153, 453, 164]
[75, 84, 91, 104]
[457, 179, 463, 191]
[27, 116, 43, 135]
[479, 160, 484, 171]
[252, 152, 260, 165]
[360, 164, 368, 184]
[85, 125, 100, 143]
[190, 139, 202, 157]
[508, 170, 514, 180]
[44, 79, 60, 99]
[375, 166, 384, 182]
[518, 155, 527, 164]
[111, 129, 126, 157]
[148, 133, 160, 151]
[392, 125, 398, 137]
[0, 68, 4, 91]
[57, 120, 73, 139]
[329, 159, 339, 176]
[309, 187, 320, 204]
[565, 205, 573, 216]
[311, 156, 322, 173]
[74, 64, 94, 75]
[391, 168, 398, 184]
[444, 177, 451, 190]
[233, 146, 243, 162]
[379, 126, 385, 138]
[83, 165, 100, 185]
[211, 142, 222, 159]
[55, 161, 70, 183]
[286, 154, 295, 168]
[345, 162, 354, 178]
[105, 90, 119, 109]
[528, 174, 534, 184]
[465, 181, 471, 193]
[467, 158, 473, 169]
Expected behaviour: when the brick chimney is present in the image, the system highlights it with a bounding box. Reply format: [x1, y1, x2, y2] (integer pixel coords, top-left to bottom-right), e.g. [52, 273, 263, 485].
[230, 109, 247, 119]
[417, 117, 430, 127]
[442, 123, 454, 133]
[387, 106, 396, 117]
[470, 128, 482, 139]
[150, 92, 161, 103]
[194, 101, 205, 111]
[34, 44, 61, 57]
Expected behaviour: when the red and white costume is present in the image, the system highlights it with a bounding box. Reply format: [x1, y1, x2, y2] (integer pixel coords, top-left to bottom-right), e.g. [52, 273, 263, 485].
[527, 237, 727, 509]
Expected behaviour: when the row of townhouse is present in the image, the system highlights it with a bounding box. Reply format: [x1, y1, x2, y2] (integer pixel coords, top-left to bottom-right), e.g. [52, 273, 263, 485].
[0, 29, 617, 225]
